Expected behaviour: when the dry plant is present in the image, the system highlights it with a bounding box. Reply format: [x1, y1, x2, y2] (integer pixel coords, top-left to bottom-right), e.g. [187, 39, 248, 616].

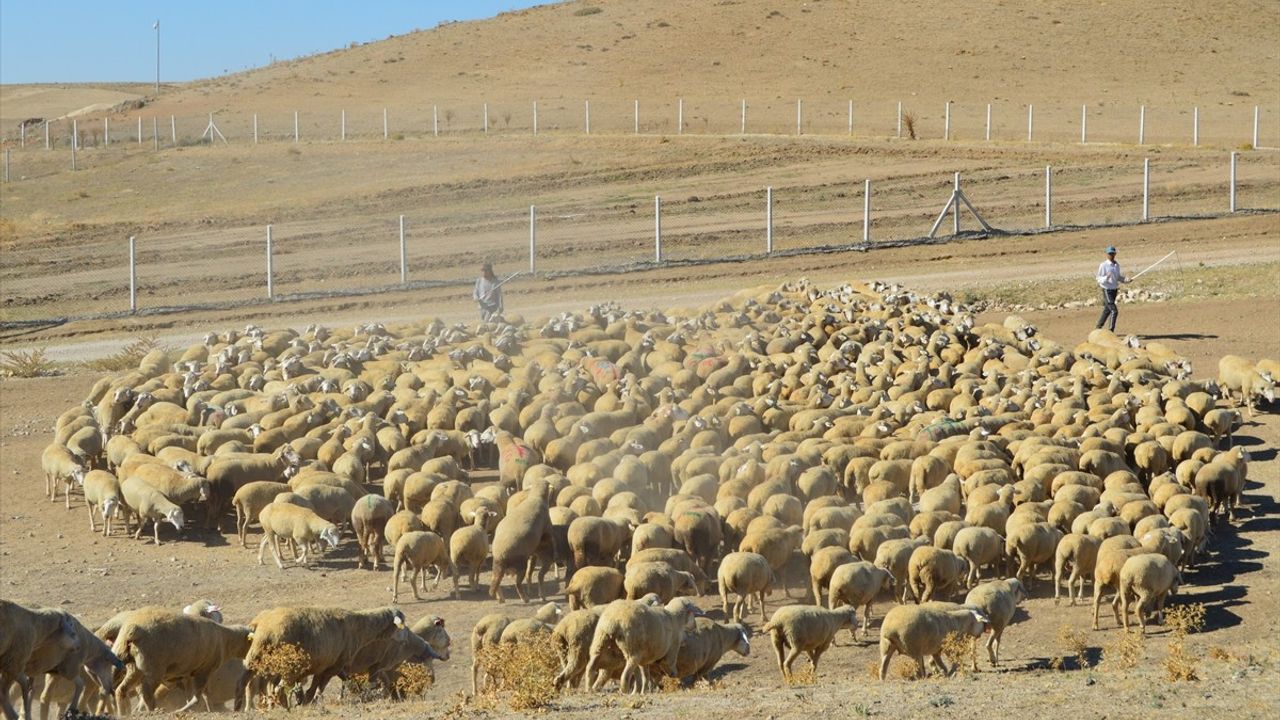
[657, 674, 684, 693]
[477, 635, 561, 710]
[1057, 624, 1090, 670]
[0, 348, 58, 378]
[1103, 630, 1143, 671]
[394, 662, 434, 698]
[246, 642, 312, 709]
[1208, 647, 1232, 662]
[1165, 603, 1206, 636]
[940, 632, 976, 676]
[784, 665, 817, 686]
[80, 336, 169, 372]
[1164, 638, 1200, 682]
[902, 111, 918, 140]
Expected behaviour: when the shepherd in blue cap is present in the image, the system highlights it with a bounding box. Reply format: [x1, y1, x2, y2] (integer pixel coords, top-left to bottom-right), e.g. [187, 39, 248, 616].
[1095, 245, 1129, 331]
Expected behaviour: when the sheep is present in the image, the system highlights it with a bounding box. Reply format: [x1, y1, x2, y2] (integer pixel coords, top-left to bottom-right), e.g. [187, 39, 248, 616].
[738, 525, 804, 595]
[449, 509, 494, 594]
[875, 537, 929, 603]
[27, 615, 121, 720]
[624, 561, 698, 603]
[256, 502, 340, 569]
[1003, 522, 1063, 587]
[552, 606, 610, 691]
[673, 509, 722, 576]
[585, 597, 700, 693]
[567, 515, 634, 574]
[119, 477, 185, 546]
[963, 578, 1027, 667]
[384, 509, 426, 549]
[111, 608, 251, 713]
[128, 462, 211, 508]
[81, 469, 123, 537]
[951, 526, 1005, 587]
[878, 602, 989, 680]
[566, 566, 625, 610]
[907, 546, 969, 602]
[335, 626, 443, 700]
[1218, 354, 1275, 417]
[470, 602, 564, 695]
[1053, 533, 1101, 605]
[232, 481, 290, 548]
[1118, 553, 1181, 634]
[716, 551, 773, 623]
[760, 605, 857, 681]
[1091, 535, 1146, 630]
[674, 618, 752, 684]
[408, 614, 451, 681]
[237, 606, 406, 708]
[293, 483, 358, 533]
[351, 493, 396, 570]
[827, 561, 895, 642]
[490, 480, 554, 603]
[0, 601, 80, 720]
[40, 443, 86, 508]
[808, 546, 856, 606]
[630, 522, 674, 555]
[392, 531, 453, 602]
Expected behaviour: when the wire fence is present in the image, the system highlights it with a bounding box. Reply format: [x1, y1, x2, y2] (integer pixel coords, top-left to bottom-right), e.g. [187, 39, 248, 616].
[2, 150, 1277, 326]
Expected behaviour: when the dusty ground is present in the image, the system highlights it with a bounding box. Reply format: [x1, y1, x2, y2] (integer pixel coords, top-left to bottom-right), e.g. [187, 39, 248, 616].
[1, 276, 1279, 719]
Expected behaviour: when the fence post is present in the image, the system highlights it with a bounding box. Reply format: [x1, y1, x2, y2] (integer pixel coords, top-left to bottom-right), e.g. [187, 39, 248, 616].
[483, 103, 489, 134]
[766, 186, 774, 253]
[848, 99, 853, 135]
[1139, 105, 1146, 144]
[44, 120, 49, 150]
[152, 117, 158, 150]
[654, 195, 662, 262]
[253, 114, 258, 145]
[528, 206, 537, 274]
[1193, 106, 1199, 146]
[71, 119, 78, 171]
[863, 178, 871, 242]
[533, 101, 538, 136]
[1229, 151, 1237, 213]
[104, 117, 109, 147]
[399, 215, 407, 283]
[384, 108, 389, 140]
[433, 105, 439, 137]
[1081, 105, 1087, 143]
[137, 117, 142, 144]
[985, 103, 992, 141]
[944, 101, 951, 140]
[678, 98, 683, 135]
[1027, 104, 1034, 141]
[634, 100, 639, 134]
[293, 112, 299, 143]
[1142, 158, 1150, 221]
[897, 101, 903, 138]
[741, 99, 746, 134]
[128, 236, 137, 313]
[1044, 165, 1052, 228]
[170, 115, 176, 144]
[341, 110, 346, 141]
[585, 100, 590, 135]
[953, 172, 960, 234]
[1253, 105, 1259, 149]
[266, 225, 275, 299]
[796, 99, 802, 136]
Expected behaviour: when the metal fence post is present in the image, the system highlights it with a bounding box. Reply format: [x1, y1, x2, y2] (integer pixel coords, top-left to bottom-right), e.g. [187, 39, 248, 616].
[862, 178, 871, 242]
[1081, 105, 1087, 143]
[44, 121, 49, 150]
[1253, 105, 1259, 149]
[678, 98, 683, 135]
[944, 101, 951, 140]
[1230, 151, 1237, 213]
[433, 105, 439, 137]
[634, 99, 639, 134]
[294, 111, 299, 143]
[585, 100, 590, 135]
[741, 99, 746, 135]
[796, 99, 802, 136]
[1027, 104, 1034, 142]
[1139, 105, 1146, 144]
[341, 110, 346, 141]
[399, 215, 407, 283]
[104, 117, 109, 147]
[483, 103, 489, 134]
[529, 205, 536, 274]
[266, 225, 275, 299]
[137, 117, 142, 144]
[1045, 165, 1052, 228]
[766, 187, 774, 253]
[654, 195, 662, 262]
[170, 115, 175, 144]
[253, 114, 258, 145]
[71, 119, 78, 171]
[985, 103, 992, 141]
[953, 172, 960, 234]
[152, 117, 158, 150]
[897, 101, 903, 138]
[128, 236, 137, 313]
[1142, 159, 1150, 221]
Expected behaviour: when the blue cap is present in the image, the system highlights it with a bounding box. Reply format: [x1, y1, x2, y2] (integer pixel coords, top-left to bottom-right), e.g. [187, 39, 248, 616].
[1105, 246, 1117, 254]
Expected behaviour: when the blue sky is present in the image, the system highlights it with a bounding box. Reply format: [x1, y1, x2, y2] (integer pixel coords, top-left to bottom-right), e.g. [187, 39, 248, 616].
[0, 1, 547, 85]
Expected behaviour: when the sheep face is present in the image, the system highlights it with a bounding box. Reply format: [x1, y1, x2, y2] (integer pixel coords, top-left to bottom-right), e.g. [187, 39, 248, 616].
[71, 467, 87, 486]
[733, 627, 752, 657]
[320, 526, 341, 549]
[166, 508, 185, 532]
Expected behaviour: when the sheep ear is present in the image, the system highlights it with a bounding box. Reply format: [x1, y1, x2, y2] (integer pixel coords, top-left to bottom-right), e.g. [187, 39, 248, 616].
[434, 617, 446, 627]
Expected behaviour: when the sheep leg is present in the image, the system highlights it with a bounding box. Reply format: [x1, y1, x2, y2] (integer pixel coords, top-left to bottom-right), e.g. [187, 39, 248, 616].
[271, 533, 288, 570]
[877, 646, 896, 681]
[87, 502, 98, 533]
[770, 633, 787, 679]
[987, 630, 1001, 666]
[114, 668, 141, 716]
[152, 519, 163, 546]
[1119, 585, 1131, 631]
[489, 564, 507, 603]
[931, 653, 949, 677]
[862, 602, 873, 642]
[758, 591, 768, 622]
[720, 585, 730, 616]
[810, 578, 822, 607]
[782, 647, 803, 678]
[1091, 583, 1105, 630]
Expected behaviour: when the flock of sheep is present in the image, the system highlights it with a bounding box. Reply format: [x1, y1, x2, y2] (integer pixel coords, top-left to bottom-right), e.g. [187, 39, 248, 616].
[5, 277, 1276, 718]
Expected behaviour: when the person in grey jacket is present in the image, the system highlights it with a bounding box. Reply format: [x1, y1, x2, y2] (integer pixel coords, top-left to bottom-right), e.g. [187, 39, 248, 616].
[1095, 245, 1129, 331]
[474, 262, 504, 321]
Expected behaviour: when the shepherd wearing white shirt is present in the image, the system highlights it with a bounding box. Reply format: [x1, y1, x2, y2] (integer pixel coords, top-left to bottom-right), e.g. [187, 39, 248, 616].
[1095, 245, 1129, 331]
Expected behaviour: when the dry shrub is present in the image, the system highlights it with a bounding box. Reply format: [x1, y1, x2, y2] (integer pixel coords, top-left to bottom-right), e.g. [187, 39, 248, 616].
[1057, 624, 1090, 670]
[1103, 630, 1143, 671]
[1166, 603, 1206, 636]
[343, 672, 380, 703]
[940, 632, 975, 675]
[902, 111, 918, 140]
[574, 5, 603, 15]
[1165, 637, 1199, 682]
[0, 348, 58, 378]
[247, 642, 312, 708]
[1208, 647, 1232, 662]
[81, 336, 169, 372]
[894, 657, 919, 680]
[657, 675, 683, 693]
[394, 662, 434, 698]
[478, 636, 560, 710]
[784, 665, 816, 686]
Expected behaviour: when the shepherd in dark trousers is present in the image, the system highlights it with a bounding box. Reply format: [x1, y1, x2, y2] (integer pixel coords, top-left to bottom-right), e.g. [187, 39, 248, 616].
[473, 262, 504, 321]
[1095, 245, 1129, 331]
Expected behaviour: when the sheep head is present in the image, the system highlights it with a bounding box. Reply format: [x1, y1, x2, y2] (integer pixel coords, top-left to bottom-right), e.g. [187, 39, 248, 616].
[165, 508, 185, 533]
[319, 526, 341, 549]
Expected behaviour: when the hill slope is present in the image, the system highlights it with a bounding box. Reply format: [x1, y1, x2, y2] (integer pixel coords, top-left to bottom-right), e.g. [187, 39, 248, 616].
[141, 0, 1278, 117]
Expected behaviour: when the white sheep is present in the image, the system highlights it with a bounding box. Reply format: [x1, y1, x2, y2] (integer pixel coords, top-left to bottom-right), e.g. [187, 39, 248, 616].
[1118, 553, 1181, 634]
[760, 604, 857, 681]
[717, 551, 774, 623]
[392, 530, 453, 602]
[585, 597, 700, 693]
[82, 469, 123, 537]
[41, 443, 86, 508]
[963, 578, 1027, 667]
[111, 607, 251, 713]
[256, 502, 340, 569]
[878, 602, 989, 680]
[827, 561, 895, 641]
[119, 477, 185, 546]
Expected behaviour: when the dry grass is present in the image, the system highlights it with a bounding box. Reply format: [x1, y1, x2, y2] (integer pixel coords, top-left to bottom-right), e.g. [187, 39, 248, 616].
[1209, 646, 1233, 662]
[1102, 630, 1143, 671]
[0, 348, 58, 378]
[79, 336, 169, 373]
[1057, 624, 1090, 670]
[246, 642, 312, 709]
[784, 665, 817, 686]
[901, 111, 918, 140]
[1165, 603, 1206, 636]
[394, 662, 435, 698]
[1164, 638, 1200, 682]
[477, 636, 561, 710]
[940, 632, 976, 676]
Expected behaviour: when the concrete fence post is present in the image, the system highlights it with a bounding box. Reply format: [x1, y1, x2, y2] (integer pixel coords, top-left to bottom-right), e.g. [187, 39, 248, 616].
[266, 225, 275, 300]
[1139, 105, 1146, 144]
[253, 114, 258, 145]
[399, 215, 407, 283]
[1230, 151, 1237, 213]
[71, 119, 78, 171]
[44, 120, 49, 150]
[985, 103, 992, 141]
[897, 101, 903, 138]
[796, 99, 802, 136]
[483, 103, 489, 134]
[529, 205, 537, 274]
[766, 186, 774, 253]
[654, 195, 662, 262]
[433, 106, 439, 137]
[104, 117, 109, 147]
[862, 178, 871, 242]
[1027, 104, 1034, 142]
[137, 117, 142, 144]
[128, 236, 137, 313]
[1044, 165, 1053, 228]
[294, 112, 299, 143]
[1142, 158, 1150, 221]
[741, 99, 746, 134]
[944, 101, 951, 141]
[1081, 105, 1087, 143]
[341, 110, 346, 141]
[170, 115, 175, 144]
[634, 99, 639, 134]
[585, 100, 590, 135]
[1253, 105, 1259, 149]
[152, 117, 158, 150]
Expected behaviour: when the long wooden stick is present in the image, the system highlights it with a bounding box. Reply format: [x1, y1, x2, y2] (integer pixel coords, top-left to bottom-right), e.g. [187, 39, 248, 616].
[1130, 250, 1176, 281]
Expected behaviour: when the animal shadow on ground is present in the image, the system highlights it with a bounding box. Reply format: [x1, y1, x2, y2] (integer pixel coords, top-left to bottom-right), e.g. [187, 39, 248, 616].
[1021, 647, 1103, 672]
[1137, 333, 1218, 341]
[1231, 432, 1276, 461]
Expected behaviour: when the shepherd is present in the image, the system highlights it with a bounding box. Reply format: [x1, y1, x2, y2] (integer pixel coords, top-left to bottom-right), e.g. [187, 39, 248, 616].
[1095, 245, 1130, 332]
[474, 262, 504, 321]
